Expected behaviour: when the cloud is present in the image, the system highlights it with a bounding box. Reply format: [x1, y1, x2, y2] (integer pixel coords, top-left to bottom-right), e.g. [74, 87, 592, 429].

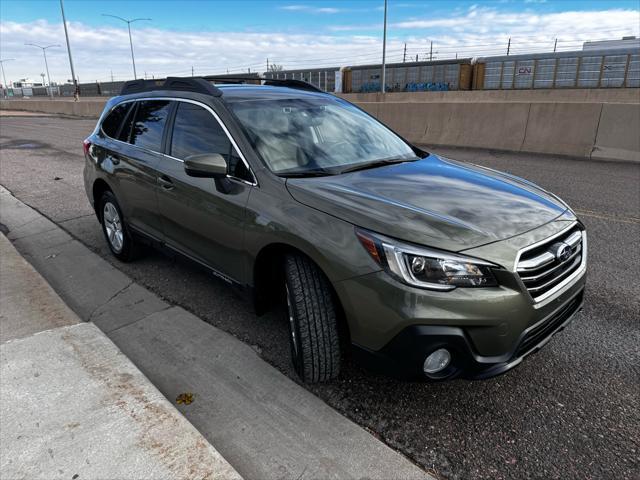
[1, 5, 638, 84]
[374, 2, 426, 10]
[333, 6, 639, 45]
[0, 19, 394, 83]
[280, 4, 341, 14]
[389, 7, 639, 41]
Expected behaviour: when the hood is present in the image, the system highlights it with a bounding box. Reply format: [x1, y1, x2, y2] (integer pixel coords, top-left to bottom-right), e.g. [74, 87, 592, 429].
[285, 154, 569, 251]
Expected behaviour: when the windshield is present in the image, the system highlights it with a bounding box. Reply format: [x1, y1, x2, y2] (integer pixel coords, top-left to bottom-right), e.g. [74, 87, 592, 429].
[226, 96, 420, 175]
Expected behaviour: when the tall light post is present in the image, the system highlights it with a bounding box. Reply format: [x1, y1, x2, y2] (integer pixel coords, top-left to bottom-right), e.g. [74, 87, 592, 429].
[381, 0, 387, 94]
[0, 58, 14, 98]
[25, 43, 60, 99]
[102, 14, 151, 79]
[60, 0, 79, 99]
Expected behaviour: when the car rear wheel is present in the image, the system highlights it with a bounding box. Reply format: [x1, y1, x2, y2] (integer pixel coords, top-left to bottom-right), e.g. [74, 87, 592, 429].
[99, 191, 139, 262]
[284, 254, 341, 383]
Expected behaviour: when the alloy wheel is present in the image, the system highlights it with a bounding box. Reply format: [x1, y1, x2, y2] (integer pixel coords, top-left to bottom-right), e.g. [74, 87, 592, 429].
[103, 202, 124, 253]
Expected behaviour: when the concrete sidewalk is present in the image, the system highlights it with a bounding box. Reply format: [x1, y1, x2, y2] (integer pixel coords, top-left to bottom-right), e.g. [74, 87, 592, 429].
[0, 234, 242, 480]
[0, 187, 432, 479]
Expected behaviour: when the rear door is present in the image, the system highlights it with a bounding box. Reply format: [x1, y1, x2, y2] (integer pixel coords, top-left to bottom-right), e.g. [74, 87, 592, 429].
[156, 100, 255, 282]
[98, 100, 172, 239]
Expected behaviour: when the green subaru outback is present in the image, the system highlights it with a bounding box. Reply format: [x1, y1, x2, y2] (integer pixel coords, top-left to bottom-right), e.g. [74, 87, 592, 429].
[83, 77, 586, 382]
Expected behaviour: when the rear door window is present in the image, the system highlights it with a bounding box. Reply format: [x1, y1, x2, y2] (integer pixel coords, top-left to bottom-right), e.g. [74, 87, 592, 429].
[130, 100, 172, 152]
[101, 103, 132, 139]
[170, 102, 252, 182]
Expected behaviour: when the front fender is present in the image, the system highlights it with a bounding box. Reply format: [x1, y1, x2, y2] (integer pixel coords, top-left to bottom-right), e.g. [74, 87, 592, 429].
[244, 185, 379, 286]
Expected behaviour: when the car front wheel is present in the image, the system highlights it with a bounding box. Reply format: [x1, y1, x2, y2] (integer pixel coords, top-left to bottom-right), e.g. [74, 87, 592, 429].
[284, 254, 341, 383]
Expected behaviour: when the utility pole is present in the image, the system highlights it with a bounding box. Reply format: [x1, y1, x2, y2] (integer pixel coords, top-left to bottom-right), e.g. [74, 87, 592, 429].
[553, 38, 558, 52]
[0, 59, 14, 98]
[507, 37, 511, 56]
[266, 58, 269, 72]
[429, 41, 433, 61]
[381, 0, 387, 93]
[110, 70, 114, 82]
[415, 54, 418, 62]
[25, 43, 59, 98]
[403, 43, 406, 63]
[191, 66, 194, 77]
[102, 14, 151, 79]
[59, 0, 79, 99]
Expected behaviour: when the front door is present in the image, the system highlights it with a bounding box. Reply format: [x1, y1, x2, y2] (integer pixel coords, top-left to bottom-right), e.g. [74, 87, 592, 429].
[156, 100, 255, 283]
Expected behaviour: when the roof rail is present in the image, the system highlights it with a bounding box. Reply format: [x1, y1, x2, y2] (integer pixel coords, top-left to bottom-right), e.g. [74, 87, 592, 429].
[120, 77, 222, 97]
[202, 75, 324, 93]
[119, 75, 325, 97]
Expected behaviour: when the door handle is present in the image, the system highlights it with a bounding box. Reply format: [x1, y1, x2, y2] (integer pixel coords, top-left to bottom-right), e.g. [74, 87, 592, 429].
[158, 175, 175, 190]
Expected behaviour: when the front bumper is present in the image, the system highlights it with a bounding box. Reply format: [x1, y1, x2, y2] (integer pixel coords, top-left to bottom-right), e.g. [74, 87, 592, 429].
[351, 286, 584, 381]
[333, 218, 587, 380]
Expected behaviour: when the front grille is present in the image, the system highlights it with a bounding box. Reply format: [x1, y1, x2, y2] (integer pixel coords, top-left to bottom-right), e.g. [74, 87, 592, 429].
[514, 291, 583, 358]
[516, 225, 585, 302]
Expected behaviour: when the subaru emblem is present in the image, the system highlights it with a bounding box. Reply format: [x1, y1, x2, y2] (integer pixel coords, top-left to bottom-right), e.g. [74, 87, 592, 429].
[554, 243, 572, 262]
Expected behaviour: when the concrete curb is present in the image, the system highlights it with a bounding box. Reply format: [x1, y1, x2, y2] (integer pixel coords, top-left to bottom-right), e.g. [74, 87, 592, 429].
[0, 185, 433, 480]
[0, 233, 242, 480]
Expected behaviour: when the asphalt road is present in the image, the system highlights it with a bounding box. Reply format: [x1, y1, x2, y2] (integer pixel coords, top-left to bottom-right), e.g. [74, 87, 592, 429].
[1, 114, 638, 480]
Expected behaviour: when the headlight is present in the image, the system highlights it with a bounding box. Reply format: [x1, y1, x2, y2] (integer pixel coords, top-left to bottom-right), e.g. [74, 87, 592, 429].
[356, 228, 498, 290]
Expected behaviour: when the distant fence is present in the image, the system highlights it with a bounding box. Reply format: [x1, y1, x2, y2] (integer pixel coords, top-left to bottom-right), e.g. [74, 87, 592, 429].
[5, 81, 126, 98]
[2, 46, 638, 98]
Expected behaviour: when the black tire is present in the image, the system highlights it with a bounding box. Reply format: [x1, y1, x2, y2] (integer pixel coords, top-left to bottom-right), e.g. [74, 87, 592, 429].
[99, 190, 140, 262]
[284, 254, 341, 383]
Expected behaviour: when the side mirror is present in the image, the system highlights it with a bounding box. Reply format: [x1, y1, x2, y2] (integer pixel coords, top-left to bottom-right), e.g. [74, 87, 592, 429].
[184, 153, 227, 178]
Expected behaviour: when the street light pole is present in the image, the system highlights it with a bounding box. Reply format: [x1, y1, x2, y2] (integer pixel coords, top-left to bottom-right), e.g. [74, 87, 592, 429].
[59, 0, 79, 99]
[25, 43, 60, 99]
[0, 59, 14, 98]
[127, 22, 136, 78]
[102, 14, 151, 79]
[381, 0, 387, 94]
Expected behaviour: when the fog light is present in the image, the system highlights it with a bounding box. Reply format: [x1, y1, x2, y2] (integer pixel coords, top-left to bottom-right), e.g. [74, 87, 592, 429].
[423, 348, 451, 374]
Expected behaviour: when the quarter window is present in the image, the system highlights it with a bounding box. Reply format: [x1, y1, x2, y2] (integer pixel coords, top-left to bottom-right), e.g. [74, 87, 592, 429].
[170, 102, 252, 181]
[117, 103, 136, 142]
[101, 103, 132, 139]
[130, 100, 172, 151]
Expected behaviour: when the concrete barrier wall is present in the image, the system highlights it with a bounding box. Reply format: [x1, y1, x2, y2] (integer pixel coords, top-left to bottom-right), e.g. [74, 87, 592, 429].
[592, 103, 640, 162]
[0, 99, 105, 117]
[348, 97, 639, 162]
[2, 90, 639, 162]
[338, 88, 640, 104]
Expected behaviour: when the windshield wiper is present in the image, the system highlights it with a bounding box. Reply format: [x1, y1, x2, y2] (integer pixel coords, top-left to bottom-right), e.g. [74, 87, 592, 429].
[278, 168, 336, 178]
[337, 156, 419, 174]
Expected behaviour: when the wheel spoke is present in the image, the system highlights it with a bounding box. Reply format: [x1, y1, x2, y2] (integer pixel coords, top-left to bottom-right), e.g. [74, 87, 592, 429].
[103, 201, 124, 253]
[114, 231, 123, 250]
